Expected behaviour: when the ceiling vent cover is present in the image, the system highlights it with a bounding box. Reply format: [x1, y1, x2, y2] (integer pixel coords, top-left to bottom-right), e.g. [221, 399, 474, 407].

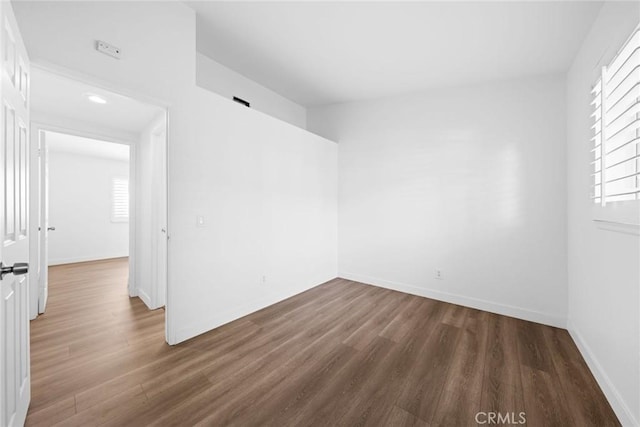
[233, 96, 250, 108]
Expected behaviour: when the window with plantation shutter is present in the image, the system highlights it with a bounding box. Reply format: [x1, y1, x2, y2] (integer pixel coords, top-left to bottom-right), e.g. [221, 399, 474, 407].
[591, 25, 640, 224]
[111, 177, 129, 222]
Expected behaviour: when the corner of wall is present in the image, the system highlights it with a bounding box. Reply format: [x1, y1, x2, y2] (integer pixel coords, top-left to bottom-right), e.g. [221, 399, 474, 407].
[565, 3, 640, 425]
[567, 319, 640, 427]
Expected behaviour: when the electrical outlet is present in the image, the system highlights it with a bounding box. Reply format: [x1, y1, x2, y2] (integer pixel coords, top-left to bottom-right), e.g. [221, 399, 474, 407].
[196, 215, 205, 227]
[435, 270, 443, 280]
[262, 275, 267, 284]
[96, 40, 121, 59]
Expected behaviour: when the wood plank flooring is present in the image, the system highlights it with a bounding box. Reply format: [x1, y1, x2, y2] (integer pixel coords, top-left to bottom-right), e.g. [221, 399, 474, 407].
[26, 258, 619, 426]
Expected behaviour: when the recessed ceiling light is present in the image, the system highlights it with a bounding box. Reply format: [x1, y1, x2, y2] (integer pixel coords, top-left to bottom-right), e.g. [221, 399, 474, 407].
[85, 93, 107, 104]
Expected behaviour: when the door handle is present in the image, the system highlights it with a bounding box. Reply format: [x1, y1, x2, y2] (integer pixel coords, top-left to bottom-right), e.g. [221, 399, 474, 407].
[47, 226, 56, 231]
[0, 262, 29, 279]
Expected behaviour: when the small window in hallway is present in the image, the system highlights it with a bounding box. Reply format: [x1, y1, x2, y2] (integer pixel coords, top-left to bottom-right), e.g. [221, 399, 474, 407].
[590, 25, 640, 207]
[111, 177, 129, 222]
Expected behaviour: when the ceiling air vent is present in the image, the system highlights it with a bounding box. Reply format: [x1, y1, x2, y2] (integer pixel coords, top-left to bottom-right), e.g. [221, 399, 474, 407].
[233, 96, 250, 108]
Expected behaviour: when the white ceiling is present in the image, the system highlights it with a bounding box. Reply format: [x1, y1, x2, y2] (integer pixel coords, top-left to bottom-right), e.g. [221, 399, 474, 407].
[189, 1, 603, 106]
[46, 131, 130, 162]
[31, 68, 163, 134]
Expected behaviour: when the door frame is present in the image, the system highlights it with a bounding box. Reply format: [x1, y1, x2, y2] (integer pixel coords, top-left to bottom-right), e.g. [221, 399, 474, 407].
[27, 61, 172, 343]
[29, 122, 138, 316]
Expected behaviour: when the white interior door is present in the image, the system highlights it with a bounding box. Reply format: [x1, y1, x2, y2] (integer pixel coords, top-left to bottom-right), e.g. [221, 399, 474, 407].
[0, 2, 31, 426]
[151, 124, 167, 308]
[28, 127, 48, 317]
[38, 132, 47, 313]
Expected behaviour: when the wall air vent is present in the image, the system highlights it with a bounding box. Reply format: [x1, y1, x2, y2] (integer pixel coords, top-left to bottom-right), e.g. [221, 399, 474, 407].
[233, 96, 250, 108]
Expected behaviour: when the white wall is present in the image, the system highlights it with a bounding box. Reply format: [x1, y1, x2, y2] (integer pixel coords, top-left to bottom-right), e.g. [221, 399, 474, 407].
[171, 89, 337, 342]
[308, 74, 568, 327]
[47, 148, 129, 265]
[14, 1, 338, 343]
[566, 3, 640, 425]
[197, 52, 307, 129]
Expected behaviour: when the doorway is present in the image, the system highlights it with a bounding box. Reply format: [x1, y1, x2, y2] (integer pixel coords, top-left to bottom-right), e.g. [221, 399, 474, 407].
[28, 67, 169, 330]
[37, 131, 131, 314]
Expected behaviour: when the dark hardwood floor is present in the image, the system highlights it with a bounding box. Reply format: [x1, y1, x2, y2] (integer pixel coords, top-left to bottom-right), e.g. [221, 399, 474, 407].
[26, 258, 619, 426]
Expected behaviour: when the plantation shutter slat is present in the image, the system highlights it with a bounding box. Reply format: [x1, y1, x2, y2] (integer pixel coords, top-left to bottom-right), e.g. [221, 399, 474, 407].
[591, 26, 640, 206]
[112, 177, 129, 222]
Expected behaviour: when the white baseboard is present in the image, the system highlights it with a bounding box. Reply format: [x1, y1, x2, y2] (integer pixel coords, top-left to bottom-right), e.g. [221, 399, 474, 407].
[173, 275, 336, 344]
[567, 319, 639, 427]
[340, 272, 566, 328]
[48, 254, 128, 266]
[128, 283, 138, 297]
[138, 288, 152, 310]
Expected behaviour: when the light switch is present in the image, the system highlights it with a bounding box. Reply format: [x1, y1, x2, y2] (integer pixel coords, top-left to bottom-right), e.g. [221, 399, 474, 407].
[196, 215, 206, 227]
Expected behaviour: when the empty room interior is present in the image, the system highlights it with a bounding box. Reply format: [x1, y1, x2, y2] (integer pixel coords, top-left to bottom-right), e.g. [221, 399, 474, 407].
[0, 1, 638, 426]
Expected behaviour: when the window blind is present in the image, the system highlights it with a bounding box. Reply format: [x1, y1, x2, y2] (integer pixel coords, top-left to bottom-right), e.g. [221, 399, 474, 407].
[111, 177, 129, 222]
[591, 26, 640, 205]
